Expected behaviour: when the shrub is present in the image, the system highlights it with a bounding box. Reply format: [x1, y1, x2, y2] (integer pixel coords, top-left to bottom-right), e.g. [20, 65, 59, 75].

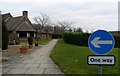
[62, 32, 90, 47]
[2, 21, 9, 50]
[28, 36, 33, 45]
[63, 32, 120, 48]
[114, 35, 120, 48]
[52, 34, 62, 39]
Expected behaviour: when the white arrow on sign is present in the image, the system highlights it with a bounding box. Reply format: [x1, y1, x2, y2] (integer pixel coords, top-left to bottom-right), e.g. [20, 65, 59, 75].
[91, 37, 113, 48]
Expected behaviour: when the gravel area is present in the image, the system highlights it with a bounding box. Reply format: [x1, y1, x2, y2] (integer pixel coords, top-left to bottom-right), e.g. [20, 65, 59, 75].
[1, 45, 42, 57]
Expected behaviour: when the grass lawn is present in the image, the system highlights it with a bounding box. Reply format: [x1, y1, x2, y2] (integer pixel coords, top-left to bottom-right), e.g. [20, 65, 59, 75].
[36, 39, 51, 45]
[50, 39, 118, 74]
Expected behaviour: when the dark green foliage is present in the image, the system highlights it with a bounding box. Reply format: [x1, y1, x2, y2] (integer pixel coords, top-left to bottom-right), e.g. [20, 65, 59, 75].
[52, 34, 62, 39]
[63, 32, 120, 48]
[2, 21, 9, 50]
[62, 32, 90, 47]
[114, 35, 120, 48]
[28, 36, 33, 45]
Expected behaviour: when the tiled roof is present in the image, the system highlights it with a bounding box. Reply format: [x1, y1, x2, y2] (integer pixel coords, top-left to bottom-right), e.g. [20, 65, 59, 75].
[2, 13, 12, 21]
[17, 22, 36, 31]
[2, 12, 36, 32]
[5, 16, 22, 31]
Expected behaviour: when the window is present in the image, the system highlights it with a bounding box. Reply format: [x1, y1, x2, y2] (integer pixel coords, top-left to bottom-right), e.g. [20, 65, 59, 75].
[30, 32, 34, 37]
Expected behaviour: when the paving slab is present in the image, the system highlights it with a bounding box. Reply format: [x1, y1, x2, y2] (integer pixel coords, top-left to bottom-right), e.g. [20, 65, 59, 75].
[6, 68, 28, 74]
[2, 39, 63, 74]
[2, 68, 11, 74]
[44, 68, 55, 74]
[39, 63, 55, 68]
[25, 68, 45, 74]
[22, 60, 35, 63]
[34, 60, 48, 64]
[7, 64, 25, 68]
[1, 63, 10, 68]
[24, 64, 40, 68]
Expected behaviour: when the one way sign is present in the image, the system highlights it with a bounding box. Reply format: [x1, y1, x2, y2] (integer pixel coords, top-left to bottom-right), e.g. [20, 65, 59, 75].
[88, 30, 115, 55]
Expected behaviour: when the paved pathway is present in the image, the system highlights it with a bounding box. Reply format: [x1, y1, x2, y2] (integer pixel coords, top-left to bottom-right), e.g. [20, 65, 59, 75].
[2, 39, 63, 74]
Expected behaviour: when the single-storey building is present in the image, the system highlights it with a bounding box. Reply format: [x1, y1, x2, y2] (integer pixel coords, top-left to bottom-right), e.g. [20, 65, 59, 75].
[33, 24, 52, 40]
[2, 11, 36, 43]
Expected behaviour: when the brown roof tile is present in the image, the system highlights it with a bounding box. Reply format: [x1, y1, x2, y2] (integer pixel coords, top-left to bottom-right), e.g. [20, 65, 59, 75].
[2, 12, 36, 32]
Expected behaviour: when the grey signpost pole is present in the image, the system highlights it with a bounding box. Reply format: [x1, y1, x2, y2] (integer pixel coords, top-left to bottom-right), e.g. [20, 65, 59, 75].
[98, 65, 102, 76]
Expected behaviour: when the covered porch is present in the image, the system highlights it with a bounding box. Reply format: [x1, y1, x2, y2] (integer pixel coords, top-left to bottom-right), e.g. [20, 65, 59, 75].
[17, 31, 36, 38]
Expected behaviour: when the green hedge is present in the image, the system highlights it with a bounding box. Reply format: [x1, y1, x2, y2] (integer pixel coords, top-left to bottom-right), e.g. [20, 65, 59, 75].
[52, 34, 62, 39]
[63, 32, 120, 48]
[2, 21, 9, 50]
[62, 32, 90, 47]
[114, 35, 120, 48]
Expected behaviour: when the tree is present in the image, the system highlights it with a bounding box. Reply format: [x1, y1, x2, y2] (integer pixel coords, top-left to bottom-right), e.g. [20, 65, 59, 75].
[34, 12, 52, 39]
[34, 12, 52, 33]
[73, 28, 76, 32]
[58, 21, 73, 33]
[34, 12, 51, 26]
[44, 24, 53, 33]
[53, 24, 61, 34]
[2, 20, 9, 50]
[76, 27, 83, 32]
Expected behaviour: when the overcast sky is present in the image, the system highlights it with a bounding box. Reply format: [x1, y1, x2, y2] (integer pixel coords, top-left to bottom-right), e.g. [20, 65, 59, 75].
[1, 0, 119, 32]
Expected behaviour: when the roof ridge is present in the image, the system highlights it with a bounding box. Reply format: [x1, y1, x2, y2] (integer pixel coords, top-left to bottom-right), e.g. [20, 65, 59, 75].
[13, 16, 22, 18]
[2, 13, 11, 15]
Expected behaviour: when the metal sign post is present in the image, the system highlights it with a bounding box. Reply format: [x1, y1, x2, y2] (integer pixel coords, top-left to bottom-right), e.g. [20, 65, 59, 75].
[98, 65, 102, 76]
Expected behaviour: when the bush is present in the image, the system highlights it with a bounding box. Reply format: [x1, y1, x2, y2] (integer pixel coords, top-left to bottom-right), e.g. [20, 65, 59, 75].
[114, 35, 120, 48]
[2, 21, 9, 50]
[28, 36, 33, 45]
[63, 32, 120, 48]
[62, 32, 90, 47]
[52, 34, 62, 39]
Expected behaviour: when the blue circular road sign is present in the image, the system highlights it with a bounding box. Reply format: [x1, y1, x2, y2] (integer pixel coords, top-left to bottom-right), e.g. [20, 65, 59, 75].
[88, 30, 115, 55]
